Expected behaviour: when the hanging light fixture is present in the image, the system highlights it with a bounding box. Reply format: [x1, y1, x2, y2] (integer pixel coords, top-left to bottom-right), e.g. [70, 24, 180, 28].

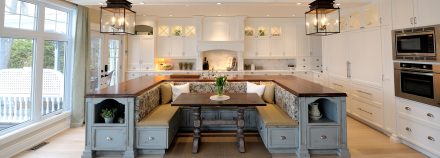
[100, 0, 136, 35]
[305, 0, 340, 36]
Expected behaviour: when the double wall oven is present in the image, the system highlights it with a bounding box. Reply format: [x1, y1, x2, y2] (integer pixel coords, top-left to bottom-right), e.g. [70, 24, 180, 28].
[394, 25, 440, 107]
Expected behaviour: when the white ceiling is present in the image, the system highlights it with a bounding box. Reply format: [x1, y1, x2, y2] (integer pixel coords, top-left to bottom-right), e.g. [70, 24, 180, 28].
[68, 0, 372, 18]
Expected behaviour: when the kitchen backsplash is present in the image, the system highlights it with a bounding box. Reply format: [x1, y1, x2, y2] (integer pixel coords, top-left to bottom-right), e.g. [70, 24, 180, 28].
[244, 59, 296, 70]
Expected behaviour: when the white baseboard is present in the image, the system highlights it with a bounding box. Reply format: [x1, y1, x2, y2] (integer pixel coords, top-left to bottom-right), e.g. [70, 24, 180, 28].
[399, 137, 439, 158]
[0, 112, 71, 158]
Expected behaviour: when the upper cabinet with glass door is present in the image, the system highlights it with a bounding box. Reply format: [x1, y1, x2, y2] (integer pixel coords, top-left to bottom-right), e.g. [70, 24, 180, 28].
[156, 18, 197, 59]
[339, 0, 383, 32]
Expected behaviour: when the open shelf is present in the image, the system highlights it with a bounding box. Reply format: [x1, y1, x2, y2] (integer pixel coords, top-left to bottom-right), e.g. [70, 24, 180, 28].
[307, 98, 339, 125]
[94, 99, 126, 124]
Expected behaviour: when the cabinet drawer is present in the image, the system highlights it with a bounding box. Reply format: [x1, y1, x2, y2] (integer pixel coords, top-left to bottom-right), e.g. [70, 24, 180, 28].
[351, 98, 383, 128]
[398, 117, 440, 156]
[350, 83, 383, 107]
[268, 128, 298, 148]
[93, 127, 127, 150]
[327, 77, 348, 92]
[257, 116, 268, 146]
[136, 128, 167, 149]
[398, 98, 440, 127]
[308, 126, 340, 149]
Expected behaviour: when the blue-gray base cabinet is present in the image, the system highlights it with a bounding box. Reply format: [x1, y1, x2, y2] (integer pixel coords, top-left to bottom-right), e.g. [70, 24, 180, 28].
[82, 98, 136, 158]
[257, 116, 299, 153]
[297, 97, 350, 158]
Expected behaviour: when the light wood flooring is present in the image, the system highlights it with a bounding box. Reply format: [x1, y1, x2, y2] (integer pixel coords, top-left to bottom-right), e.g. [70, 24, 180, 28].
[13, 117, 427, 158]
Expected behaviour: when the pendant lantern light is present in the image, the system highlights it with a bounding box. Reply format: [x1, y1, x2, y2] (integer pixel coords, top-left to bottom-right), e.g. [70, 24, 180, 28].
[305, 0, 340, 36]
[100, 0, 136, 35]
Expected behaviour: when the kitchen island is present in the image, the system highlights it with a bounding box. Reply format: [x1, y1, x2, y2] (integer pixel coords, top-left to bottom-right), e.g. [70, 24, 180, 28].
[83, 75, 349, 158]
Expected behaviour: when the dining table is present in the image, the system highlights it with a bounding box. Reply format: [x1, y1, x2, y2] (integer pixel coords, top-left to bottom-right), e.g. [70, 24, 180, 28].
[171, 93, 266, 153]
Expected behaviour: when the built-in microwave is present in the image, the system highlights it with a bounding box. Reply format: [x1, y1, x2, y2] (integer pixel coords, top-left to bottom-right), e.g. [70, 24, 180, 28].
[393, 26, 440, 61]
[394, 62, 440, 107]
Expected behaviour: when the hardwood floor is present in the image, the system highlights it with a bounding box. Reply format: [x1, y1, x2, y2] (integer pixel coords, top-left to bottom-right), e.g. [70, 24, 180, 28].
[13, 117, 427, 158]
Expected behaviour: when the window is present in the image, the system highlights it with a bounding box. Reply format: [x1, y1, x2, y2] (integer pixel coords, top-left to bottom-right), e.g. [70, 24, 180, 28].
[0, 0, 75, 135]
[0, 38, 34, 128]
[42, 41, 66, 116]
[108, 40, 120, 86]
[4, 0, 37, 30]
[44, 7, 68, 34]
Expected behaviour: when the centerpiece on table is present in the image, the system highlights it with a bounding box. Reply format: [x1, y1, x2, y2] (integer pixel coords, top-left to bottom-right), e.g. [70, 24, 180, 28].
[210, 75, 230, 101]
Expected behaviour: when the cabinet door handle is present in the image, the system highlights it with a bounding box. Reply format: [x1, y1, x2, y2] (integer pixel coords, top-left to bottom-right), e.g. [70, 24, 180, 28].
[106, 137, 113, 141]
[427, 113, 434, 118]
[410, 17, 414, 25]
[280, 136, 287, 140]
[320, 135, 327, 140]
[428, 136, 435, 141]
[346, 61, 351, 78]
[405, 127, 412, 132]
[414, 17, 417, 25]
[148, 136, 155, 141]
[404, 106, 411, 111]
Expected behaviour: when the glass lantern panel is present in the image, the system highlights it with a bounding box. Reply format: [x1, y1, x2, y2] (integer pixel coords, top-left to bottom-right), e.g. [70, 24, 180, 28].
[125, 9, 136, 34]
[306, 8, 340, 35]
[101, 8, 126, 33]
[305, 10, 318, 34]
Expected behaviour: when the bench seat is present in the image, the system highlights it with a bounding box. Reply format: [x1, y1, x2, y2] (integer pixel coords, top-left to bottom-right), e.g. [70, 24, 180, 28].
[256, 104, 299, 154]
[136, 104, 180, 154]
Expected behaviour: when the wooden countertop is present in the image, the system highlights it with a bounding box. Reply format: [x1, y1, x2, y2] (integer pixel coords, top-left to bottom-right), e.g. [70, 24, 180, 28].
[86, 75, 346, 98]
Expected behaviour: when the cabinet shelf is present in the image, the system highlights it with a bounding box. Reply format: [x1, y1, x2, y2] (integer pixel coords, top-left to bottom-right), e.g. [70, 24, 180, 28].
[308, 116, 338, 125]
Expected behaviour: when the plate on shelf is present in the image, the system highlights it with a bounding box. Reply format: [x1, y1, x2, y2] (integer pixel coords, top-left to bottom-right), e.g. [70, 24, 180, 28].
[210, 95, 230, 101]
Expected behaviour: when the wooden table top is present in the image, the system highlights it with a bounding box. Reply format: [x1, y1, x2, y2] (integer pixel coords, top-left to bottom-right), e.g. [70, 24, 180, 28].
[171, 93, 266, 107]
[86, 75, 346, 98]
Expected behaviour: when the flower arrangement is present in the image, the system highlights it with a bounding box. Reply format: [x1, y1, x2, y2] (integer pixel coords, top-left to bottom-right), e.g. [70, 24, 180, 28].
[214, 75, 227, 96]
[101, 108, 117, 123]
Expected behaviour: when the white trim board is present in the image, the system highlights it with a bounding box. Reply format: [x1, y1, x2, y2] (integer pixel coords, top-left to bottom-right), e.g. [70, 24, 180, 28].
[0, 112, 71, 157]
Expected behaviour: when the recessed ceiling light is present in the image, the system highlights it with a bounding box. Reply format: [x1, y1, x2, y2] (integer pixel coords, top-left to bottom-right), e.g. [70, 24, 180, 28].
[142, 14, 146, 16]
[217, 14, 222, 16]
[216, 2, 222, 5]
[266, 14, 270, 17]
[140, 2, 145, 5]
[296, 2, 302, 5]
[169, 14, 173, 17]
[292, 14, 296, 16]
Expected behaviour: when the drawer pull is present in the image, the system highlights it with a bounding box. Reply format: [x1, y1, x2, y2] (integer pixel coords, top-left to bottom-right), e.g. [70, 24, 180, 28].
[320, 135, 327, 140]
[358, 108, 373, 115]
[148, 137, 155, 141]
[106, 137, 112, 141]
[428, 136, 435, 141]
[357, 90, 373, 96]
[333, 83, 343, 87]
[405, 127, 412, 132]
[280, 136, 287, 140]
[427, 113, 434, 118]
[404, 106, 411, 111]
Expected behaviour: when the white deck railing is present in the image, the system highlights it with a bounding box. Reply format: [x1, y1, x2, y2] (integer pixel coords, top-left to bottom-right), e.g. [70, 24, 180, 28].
[0, 95, 63, 123]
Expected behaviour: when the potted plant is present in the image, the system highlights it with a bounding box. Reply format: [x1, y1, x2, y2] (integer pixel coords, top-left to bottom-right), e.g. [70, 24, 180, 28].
[215, 75, 227, 96]
[101, 108, 117, 123]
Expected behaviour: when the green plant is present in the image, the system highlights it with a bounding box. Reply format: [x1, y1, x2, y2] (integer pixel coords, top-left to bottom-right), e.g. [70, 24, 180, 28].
[101, 108, 117, 118]
[214, 76, 227, 96]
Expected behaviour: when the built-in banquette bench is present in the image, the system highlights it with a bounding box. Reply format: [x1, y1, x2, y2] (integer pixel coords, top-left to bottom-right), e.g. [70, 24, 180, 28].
[134, 81, 299, 154]
[83, 75, 349, 158]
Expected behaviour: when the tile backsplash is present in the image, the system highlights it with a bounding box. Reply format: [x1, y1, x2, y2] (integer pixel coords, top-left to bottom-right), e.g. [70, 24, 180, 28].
[244, 59, 296, 70]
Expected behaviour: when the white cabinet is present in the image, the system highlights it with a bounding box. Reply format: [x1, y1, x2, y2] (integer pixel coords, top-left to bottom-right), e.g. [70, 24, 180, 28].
[256, 37, 270, 57]
[392, 0, 440, 29]
[156, 36, 197, 59]
[127, 35, 155, 70]
[322, 33, 347, 79]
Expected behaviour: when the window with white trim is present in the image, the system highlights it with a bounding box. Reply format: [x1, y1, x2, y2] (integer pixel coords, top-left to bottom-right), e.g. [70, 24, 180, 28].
[44, 7, 68, 34]
[4, 0, 37, 30]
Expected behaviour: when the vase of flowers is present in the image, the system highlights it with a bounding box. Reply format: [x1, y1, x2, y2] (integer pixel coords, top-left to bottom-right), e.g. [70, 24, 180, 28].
[215, 75, 227, 96]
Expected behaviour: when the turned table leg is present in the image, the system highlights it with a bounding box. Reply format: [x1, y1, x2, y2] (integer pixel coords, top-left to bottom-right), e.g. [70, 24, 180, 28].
[192, 106, 201, 154]
[237, 107, 245, 153]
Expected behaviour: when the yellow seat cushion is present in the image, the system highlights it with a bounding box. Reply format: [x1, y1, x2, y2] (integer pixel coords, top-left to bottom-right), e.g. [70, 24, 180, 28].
[160, 83, 172, 104]
[260, 82, 275, 104]
[137, 104, 179, 127]
[256, 104, 298, 128]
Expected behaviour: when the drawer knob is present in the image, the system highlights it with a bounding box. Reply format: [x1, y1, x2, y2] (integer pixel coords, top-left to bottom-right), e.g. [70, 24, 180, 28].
[106, 137, 112, 141]
[405, 127, 412, 132]
[428, 136, 435, 141]
[148, 137, 155, 141]
[280, 136, 287, 140]
[427, 113, 434, 118]
[404, 106, 411, 111]
[320, 135, 327, 140]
